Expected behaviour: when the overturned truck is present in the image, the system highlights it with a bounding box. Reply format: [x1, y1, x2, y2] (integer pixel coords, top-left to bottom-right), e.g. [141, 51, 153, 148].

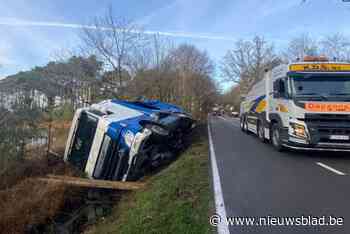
[64, 99, 195, 181]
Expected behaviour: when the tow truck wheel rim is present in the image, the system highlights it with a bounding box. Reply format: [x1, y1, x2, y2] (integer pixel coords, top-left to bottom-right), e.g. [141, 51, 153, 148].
[244, 119, 248, 131]
[258, 123, 264, 139]
[272, 126, 280, 147]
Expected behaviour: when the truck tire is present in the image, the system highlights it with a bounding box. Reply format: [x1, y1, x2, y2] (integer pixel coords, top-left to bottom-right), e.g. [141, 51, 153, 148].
[271, 123, 284, 151]
[241, 117, 249, 133]
[257, 121, 266, 143]
[244, 118, 249, 133]
[240, 117, 245, 132]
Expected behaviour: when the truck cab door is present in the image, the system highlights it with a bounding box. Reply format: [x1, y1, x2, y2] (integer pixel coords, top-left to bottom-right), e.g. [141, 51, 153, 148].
[272, 78, 290, 125]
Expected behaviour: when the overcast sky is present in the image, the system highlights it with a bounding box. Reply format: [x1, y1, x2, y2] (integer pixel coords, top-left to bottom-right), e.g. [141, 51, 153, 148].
[0, 0, 350, 82]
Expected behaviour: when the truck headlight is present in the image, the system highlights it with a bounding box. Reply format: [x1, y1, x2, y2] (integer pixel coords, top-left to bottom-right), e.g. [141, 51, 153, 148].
[124, 130, 135, 147]
[130, 129, 152, 157]
[290, 123, 306, 138]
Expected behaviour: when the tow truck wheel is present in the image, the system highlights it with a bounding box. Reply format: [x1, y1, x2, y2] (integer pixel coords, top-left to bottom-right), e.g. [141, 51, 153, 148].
[271, 123, 284, 151]
[258, 122, 266, 143]
[244, 119, 249, 133]
[241, 117, 248, 133]
[240, 117, 245, 132]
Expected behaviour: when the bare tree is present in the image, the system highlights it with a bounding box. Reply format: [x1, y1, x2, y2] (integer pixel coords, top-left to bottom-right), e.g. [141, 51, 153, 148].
[126, 43, 218, 119]
[131, 35, 176, 101]
[221, 36, 279, 94]
[81, 6, 147, 96]
[128, 34, 174, 76]
[126, 36, 178, 102]
[222, 85, 241, 112]
[320, 33, 350, 61]
[167, 44, 216, 118]
[283, 33, 319, 62]
[41, 56, 102, 108]
[0, 111, 8, 125]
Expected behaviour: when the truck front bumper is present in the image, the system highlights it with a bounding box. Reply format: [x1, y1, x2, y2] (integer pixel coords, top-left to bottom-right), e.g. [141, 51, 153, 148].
[283, 138, 350, 152]
[278, 126, 350, 152]
[283, 143, 350, 152]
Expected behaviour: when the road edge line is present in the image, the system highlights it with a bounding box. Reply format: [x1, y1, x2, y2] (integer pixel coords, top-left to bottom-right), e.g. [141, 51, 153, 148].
[316, 162, 346, 176]
[208, 121, 230, 234]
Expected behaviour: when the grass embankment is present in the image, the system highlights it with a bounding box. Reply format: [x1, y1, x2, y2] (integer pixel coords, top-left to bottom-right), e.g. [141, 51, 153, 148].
[87, 126, 213, 234]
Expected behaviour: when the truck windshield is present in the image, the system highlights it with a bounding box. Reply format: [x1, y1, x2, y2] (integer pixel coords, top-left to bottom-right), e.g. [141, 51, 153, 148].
[290, 75, 350, 99]
[68, 111, 98, 170]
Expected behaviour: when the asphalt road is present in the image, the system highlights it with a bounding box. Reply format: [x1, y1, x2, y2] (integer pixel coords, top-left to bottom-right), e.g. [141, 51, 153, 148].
[208, 115, 350, 234]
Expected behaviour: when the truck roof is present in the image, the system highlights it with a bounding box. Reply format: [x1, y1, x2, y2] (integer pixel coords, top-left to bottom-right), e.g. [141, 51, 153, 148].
[271, 61, 350, 78]
[89, 99, 187, 125]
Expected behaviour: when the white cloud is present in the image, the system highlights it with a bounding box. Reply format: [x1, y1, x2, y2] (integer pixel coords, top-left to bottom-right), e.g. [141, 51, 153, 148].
[0, 18, 236, 41]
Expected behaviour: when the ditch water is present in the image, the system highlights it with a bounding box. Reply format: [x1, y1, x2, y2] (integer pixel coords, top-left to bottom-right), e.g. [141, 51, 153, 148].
[30, 187, 123, 234]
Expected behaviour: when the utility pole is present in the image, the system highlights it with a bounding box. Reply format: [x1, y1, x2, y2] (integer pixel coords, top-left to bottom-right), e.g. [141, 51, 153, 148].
[45, 100, 54, 165]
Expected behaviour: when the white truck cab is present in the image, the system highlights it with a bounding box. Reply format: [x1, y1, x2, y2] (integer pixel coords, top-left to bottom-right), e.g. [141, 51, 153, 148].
[240, 56, 350, 151]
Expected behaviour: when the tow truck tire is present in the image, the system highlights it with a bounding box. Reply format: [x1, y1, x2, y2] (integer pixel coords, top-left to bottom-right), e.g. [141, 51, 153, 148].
[271, 123, 284, 151]
[241, 117, 248, 133]
[244, 118, 249, 133]
[258, 121, 267, 143]
[240, 117, 245, 132]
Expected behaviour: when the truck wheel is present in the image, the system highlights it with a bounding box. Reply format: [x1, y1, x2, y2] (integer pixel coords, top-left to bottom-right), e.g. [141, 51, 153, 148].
[271, 123, 284, 151]
[240, 117, 245, 132]
[258, 121, 266, 143]
[242, 118, 249, 133]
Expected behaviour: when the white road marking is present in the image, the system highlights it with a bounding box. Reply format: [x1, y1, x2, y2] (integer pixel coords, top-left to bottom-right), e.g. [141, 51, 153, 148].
[208, 122, 230, 234]
[217, 115, 241, 128]
[227, 118, 240, 128]
[231, 122, 240, 128]
[316, 162, 346, 176]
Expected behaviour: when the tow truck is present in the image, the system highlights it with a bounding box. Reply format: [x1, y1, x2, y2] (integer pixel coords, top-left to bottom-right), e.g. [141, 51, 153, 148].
[240, 56, 350, 151]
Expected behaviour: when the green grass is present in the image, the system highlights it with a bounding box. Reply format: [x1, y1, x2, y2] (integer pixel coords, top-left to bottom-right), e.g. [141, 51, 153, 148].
[88, 127, 213, 234]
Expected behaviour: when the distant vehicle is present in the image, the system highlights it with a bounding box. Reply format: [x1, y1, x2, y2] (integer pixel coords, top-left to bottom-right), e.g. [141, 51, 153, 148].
[240, 56, 350, 152]
[230, 111, 239, 118]
[64, 99, 195, 181]
[212, 106, 220, 116]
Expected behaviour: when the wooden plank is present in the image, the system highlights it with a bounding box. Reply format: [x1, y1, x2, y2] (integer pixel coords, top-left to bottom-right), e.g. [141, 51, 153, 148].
[36, 175, 145, 190]
[48, 150, 61, 158]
